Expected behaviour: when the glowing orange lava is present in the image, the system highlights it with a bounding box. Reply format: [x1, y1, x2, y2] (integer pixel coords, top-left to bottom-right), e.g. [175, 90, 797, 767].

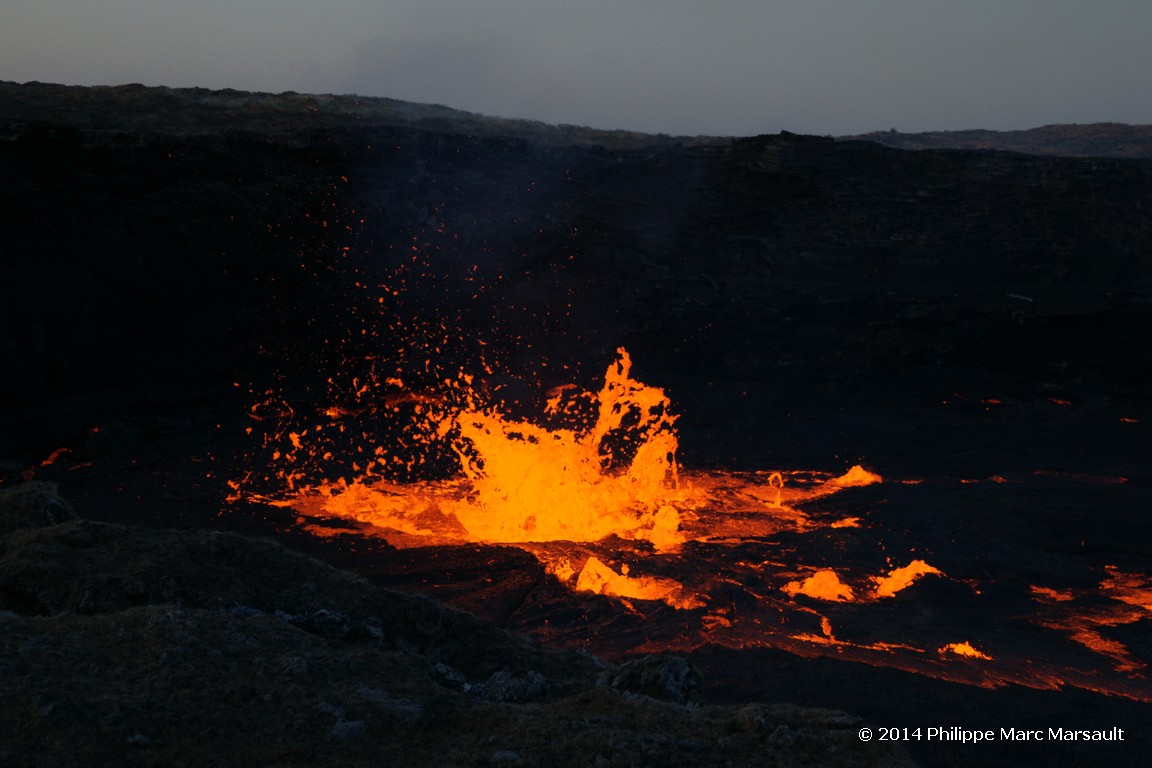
[1031, 567, 1152, 676]
[782, 559, 944, 602]
[873, 560, 943, 598]
[940, 642, 993, 660]
[251, 349, 880, 561]
[574, 556, 703, 609]
[446, 350, 692, 550]
[783, 570, 856, 602]
[231, 347, 1150, 703]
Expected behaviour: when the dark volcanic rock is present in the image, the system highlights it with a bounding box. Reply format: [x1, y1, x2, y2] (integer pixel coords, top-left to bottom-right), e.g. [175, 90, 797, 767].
[2, 80, 1150, 424]
[0, 482, 76, 531]
[0, 485, 915, 768]
[842, 123, 1152, 159]
[606, 655, 701, 704]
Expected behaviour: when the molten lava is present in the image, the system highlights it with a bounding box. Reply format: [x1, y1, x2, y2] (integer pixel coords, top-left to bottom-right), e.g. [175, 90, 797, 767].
[940, 642, 993, 660]
[575, 556, 703, 609]
[783, 570, 856, 602]
[873, 560, 943, 598]
[253, 348, 877, 558]
[446, 350, 692, 550]
[231, 348, 1151, 704]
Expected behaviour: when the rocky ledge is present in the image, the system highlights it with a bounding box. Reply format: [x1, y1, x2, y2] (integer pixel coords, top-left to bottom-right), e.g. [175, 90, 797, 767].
[0, 483, 914, 768]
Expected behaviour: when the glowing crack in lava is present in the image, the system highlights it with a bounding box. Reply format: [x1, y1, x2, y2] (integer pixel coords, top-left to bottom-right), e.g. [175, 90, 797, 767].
[231, 349, 1152, 703]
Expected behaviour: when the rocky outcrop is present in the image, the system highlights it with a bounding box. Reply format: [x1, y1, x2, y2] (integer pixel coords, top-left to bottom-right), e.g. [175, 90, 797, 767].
[0, 485, 916, 768]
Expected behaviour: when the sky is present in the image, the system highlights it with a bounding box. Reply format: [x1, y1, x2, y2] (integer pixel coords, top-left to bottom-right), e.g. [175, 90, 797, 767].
[3, 1, 1151, 137]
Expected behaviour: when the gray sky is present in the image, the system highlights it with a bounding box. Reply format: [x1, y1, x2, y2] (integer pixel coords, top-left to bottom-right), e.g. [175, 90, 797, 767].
[4, 1, 1150, 136]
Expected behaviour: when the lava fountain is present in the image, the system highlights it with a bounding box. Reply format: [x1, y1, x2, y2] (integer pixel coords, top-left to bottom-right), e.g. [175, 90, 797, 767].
[447, 349, 691, 550]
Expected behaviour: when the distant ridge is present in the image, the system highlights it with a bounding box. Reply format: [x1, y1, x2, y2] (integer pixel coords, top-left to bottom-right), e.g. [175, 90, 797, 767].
[0, 80, 724, 149]
[841, 123, 1152, 159]
[10, 81, 1149, 159]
